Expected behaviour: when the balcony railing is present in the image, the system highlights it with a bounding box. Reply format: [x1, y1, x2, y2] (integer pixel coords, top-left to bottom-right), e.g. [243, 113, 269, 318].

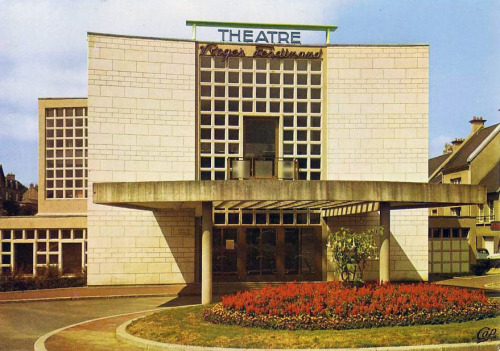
[227, 157, 298, 180]
[477, 215, 495, 224]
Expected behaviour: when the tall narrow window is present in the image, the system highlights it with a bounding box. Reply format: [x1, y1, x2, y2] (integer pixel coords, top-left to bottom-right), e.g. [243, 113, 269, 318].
[45, 107, 88, 199]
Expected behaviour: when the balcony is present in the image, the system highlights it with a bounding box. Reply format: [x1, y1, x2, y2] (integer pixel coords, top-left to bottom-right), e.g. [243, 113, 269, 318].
[227, 157, 298, 180]
[477, 215, 495, 224]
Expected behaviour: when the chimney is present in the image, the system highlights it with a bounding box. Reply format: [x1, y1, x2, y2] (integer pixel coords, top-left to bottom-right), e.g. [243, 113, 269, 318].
[469, 116, 486, 134]
[443, 142, 453, 154]
[6, 173, 15, 181]
[451, 138, 464, 151]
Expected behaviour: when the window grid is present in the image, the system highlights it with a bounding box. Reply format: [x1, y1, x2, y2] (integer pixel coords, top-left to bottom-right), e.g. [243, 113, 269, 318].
[212, 209, 322, 226]
[45, 107, 88, 199]
[0, 228, 87, 276]
[199, 56, 322, 180]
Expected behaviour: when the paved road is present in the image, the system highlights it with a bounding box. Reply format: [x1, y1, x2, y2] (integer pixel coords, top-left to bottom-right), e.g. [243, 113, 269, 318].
[434, 273, 500, 298]
[0, 297, 179, 351]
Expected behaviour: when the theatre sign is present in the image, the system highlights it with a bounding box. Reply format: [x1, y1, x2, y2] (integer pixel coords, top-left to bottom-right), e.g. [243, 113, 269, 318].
[186, 20, 338, 45]
[217, 29, 302, 44]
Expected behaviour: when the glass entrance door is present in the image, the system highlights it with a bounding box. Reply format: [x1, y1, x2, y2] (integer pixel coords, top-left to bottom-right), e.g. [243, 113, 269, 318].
[212, 226, 321, 282]
[246, 228, 277, 276]
[284, 228, 318, 277]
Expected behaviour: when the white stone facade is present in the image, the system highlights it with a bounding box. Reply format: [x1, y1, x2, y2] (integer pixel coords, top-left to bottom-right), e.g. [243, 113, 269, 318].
[87, 34, 429, 284]
[87, 34, 196, 285]
[326, 45, 429, 281]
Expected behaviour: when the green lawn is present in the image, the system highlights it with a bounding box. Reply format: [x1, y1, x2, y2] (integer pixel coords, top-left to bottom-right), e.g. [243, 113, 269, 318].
[127, 304, 500, 349]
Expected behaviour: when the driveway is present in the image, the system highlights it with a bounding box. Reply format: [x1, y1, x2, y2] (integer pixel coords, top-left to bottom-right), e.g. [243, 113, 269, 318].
[0, 297, 176, 351]
[433, 272, 500, 298]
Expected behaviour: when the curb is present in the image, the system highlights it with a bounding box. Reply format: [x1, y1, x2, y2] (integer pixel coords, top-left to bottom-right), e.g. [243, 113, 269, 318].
[117, 308, 500, 351]
[0, 293, 180, 304]
[34, 307, 167, 351]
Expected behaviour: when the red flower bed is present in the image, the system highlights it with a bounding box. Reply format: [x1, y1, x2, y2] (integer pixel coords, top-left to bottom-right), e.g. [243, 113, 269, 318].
[203, 282, 499, 330]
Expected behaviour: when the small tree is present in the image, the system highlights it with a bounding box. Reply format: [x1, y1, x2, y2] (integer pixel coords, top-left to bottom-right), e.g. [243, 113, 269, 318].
[327, 226, 383, 283]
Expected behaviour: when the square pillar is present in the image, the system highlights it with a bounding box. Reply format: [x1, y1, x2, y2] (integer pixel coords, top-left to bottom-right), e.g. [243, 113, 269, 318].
[201, 202, 213, 304]
[379, 202, 391, 283]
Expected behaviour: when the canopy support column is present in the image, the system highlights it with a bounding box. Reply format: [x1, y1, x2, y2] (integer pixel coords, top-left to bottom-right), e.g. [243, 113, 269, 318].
[321, 216, 329, 281]
[379, 202, 391, 283]
[201, 201, 213, 304]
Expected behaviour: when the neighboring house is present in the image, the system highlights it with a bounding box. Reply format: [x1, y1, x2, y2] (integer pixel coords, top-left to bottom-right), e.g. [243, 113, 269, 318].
[0, 24, 486, 302]
[428, 117, 500, 274]
[0, 165, 27, 216]
[19, 184, 38, 216]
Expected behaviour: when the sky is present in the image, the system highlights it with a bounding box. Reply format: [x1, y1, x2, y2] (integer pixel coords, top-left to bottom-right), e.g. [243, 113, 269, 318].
[0, 0, 499, 185]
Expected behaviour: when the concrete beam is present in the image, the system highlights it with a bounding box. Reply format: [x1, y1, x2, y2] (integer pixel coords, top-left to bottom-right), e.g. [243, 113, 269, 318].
[0, 215, 87, 229]
[93, 180, 486, 208]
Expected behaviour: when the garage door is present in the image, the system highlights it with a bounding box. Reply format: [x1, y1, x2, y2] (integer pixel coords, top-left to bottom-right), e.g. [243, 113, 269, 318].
[429, 228, 470, 274]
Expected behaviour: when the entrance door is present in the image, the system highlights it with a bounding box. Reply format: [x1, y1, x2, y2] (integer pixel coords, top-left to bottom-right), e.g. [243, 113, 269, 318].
[14, 243, 33, 275]
[246, 228, 277, 277]
[212, 226, 321, 282]
[484, 237, 495, 255]
[62, 243, 82, 275]
[284, 228, 318, 278]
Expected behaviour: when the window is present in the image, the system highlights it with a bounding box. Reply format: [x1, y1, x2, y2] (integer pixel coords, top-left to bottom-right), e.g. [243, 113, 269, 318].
[450, 177, 461, 184]
[450, 207, 462, 217]
[487, 199, 495, 221]
[198, 55, 323, 180]
[45, 107, 88, 199]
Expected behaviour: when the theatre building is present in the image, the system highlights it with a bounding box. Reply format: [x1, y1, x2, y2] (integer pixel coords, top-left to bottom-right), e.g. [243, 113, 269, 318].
[0, 22, 486, 302]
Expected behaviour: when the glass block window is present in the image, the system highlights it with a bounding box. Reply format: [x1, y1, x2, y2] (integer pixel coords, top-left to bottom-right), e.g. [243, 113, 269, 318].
[198, 54, 323, 180]
[45, 107, 88, 199]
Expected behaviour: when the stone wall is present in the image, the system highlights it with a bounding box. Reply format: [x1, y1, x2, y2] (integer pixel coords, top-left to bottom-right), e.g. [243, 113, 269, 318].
[326, 45, 429, 281]
[87, 34, 196, 285]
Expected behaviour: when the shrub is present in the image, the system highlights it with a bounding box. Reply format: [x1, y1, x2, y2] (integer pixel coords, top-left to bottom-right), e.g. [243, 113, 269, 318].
[327, 226, 383, 283]
[204, 282, 499, 330]
[0, 267, 86, 292]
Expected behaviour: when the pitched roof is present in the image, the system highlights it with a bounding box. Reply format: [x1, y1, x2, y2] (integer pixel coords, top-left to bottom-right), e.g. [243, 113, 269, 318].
[21, 186, 38, 204]
[480, 162, 500, 193]
[428, 153, 450, 178]
[442, 124, 499, 173]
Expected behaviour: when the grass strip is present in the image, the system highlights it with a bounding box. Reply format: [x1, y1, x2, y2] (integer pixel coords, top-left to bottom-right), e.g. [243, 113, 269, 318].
[127, 305, 500, 349]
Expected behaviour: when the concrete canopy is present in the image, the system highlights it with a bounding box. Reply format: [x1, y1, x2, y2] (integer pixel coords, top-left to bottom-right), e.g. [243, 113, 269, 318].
[93, 179, 487, 303]
[93, 180, 486, 212]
